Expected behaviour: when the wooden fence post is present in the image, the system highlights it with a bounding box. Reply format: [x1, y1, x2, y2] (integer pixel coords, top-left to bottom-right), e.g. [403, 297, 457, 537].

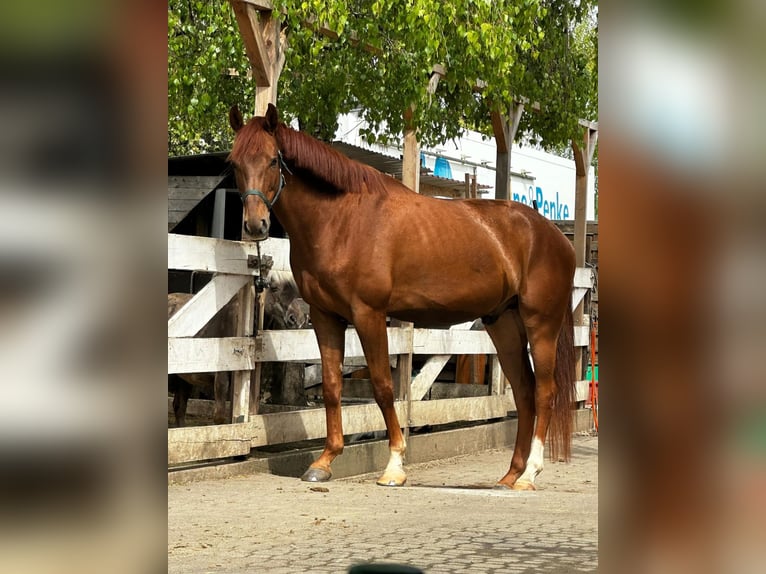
[391, 319, 414, 442]
[231, 278, 256, 422]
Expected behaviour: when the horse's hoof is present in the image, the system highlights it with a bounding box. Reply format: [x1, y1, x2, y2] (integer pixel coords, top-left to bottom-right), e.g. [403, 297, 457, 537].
[376, 478, 407, 487]
[511, 480, 536, 491]
[301, 468, 332, 482]
[376, 470, 407, 487]
[493, 483, 513, 491]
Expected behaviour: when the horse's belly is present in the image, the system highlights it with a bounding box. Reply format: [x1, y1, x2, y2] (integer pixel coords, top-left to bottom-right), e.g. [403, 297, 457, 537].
[388, 308, 483, 328]
[387, 281, 511, 328]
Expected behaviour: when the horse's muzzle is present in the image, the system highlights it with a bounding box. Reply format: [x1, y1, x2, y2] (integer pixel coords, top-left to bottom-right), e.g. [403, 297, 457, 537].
[243, 218, 269, 240]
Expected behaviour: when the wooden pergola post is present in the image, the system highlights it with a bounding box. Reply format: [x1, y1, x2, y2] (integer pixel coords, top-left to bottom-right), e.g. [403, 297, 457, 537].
[230, 0, 286, 116]
[571, 121, 598, 380]
[491, 101, 524, 200]
[572, 121, 598, 267]
[228, 0, 288, 419]
[401, 65, 445, 193]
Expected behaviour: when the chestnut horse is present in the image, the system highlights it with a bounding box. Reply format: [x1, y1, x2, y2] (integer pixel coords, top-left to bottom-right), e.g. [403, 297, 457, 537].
[228, 104, 576, 490]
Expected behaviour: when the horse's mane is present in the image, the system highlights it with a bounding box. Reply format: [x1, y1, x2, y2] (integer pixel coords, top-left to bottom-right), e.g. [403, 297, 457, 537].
[229, 117, 390, 195]
[276, 124, 391, 195]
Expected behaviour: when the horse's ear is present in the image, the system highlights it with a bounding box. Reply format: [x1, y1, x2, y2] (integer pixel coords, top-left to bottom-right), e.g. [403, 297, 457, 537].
[229, 105, 244, 132]
[265, 103, 279, 133]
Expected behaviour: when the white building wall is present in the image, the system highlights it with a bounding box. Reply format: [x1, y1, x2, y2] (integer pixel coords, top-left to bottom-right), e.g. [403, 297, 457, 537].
[334, 111, 597, 221]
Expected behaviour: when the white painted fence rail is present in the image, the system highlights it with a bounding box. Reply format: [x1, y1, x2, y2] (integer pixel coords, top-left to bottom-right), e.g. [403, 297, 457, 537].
[167, 233, 594, 465]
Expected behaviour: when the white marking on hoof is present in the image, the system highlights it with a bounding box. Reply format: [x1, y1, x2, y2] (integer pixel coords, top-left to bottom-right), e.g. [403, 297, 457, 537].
[376, 448, 406, 486]
[511, 479, 537, 491]
[517, 437, 545, 486]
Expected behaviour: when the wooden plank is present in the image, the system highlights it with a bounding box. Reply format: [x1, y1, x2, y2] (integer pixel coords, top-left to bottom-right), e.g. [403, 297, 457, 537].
[575, 379, 591, 402]
[170, 326, 413, 374]
[410, 355, 452, 400]
[168, 337, 256, 374]
[574, 325, 589, 347]
[167, 397, 231, 418]
[168, 424, 252, 465]
[168, 233, 261, 275]
[409, 395, 510, 427]
[259, 237, 291, 272]
[429, 382, 490, 400]
[572, 287, 588, 311]
[412, 329, 496, 355]
[258, 327, 412, 362]
[167, 196, 209, 209]
[169, 176, 225, 189]
[553, 221, 599, 236]
[168, 395, 511, 464]
[169, 234, 290, 275]
[574, 267, 593, 288]
[167, 274, 250, 338]
[170, 326, 577, 375]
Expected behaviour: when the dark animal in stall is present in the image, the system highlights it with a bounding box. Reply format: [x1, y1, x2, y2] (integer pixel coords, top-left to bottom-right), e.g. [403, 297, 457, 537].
[168, 272, 309, 427]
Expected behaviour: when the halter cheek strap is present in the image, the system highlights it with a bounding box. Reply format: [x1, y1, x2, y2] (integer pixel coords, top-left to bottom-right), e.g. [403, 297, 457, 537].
[241, 151, 292, 211]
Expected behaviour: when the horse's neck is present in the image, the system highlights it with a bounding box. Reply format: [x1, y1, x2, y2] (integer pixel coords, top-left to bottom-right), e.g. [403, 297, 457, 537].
[274, 179, 341, 252]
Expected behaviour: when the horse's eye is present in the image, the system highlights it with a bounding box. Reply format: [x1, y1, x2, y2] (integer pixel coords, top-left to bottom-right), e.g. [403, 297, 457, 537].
[269, 157, 278, 168]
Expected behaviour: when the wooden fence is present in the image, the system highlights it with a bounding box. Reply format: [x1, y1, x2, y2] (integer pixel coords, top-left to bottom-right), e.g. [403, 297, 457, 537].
[168, 233, 594, 466]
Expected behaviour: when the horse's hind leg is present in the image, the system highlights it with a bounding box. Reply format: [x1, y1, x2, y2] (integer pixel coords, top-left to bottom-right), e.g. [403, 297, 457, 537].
[513, 299, 569, 490]
[485, 310, 536, 488]
[302, 306, 346, 482]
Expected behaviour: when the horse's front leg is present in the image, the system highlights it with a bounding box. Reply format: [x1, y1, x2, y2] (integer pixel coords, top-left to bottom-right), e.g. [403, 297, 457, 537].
[353, 308, 407, 486]
[301, 306, 346, 483]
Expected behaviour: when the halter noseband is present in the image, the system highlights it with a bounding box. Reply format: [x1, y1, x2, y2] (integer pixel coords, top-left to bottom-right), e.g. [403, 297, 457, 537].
[241, 151, 291, 211]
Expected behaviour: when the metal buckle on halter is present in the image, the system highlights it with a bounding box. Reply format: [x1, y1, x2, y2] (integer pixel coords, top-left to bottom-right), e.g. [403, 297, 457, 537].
[241, 151, 291, 211]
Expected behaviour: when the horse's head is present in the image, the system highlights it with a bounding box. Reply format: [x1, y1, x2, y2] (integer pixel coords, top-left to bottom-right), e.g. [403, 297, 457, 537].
[228, 103, 284, 241]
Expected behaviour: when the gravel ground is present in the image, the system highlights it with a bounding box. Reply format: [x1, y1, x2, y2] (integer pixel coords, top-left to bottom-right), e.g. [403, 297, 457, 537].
[168, 433, 598, 573]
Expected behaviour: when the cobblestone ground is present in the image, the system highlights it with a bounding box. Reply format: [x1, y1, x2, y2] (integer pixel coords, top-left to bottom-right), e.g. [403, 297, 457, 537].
[168, 434, 597, 573]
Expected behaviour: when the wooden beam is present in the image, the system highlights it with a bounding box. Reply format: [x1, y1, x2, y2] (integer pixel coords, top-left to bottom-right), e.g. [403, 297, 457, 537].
[168, 395, 512, 464]
[169, 337, 257, 374]
[412, 329, 496, 355]
[168, 234, 291, 275]
[410, 355, 452, 400]
[254, 11, 286, 114]
[167, 273, 250, 338]
[230, 1, 273, 87]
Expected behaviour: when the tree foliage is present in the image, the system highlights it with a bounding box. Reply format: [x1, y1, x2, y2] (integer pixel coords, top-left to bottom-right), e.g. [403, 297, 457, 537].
[168, 0, 597, 155]
[168, 1, 254, 155]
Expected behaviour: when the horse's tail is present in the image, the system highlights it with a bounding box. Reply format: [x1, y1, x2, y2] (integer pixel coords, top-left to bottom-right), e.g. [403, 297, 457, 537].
[548, 298, 576, 462]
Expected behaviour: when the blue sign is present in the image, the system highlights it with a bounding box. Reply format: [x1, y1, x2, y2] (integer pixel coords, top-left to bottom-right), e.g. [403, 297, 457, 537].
[512, 186, 571, 219]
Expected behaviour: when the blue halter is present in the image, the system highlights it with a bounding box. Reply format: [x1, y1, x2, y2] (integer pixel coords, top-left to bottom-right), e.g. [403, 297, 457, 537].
[241, 151, 291, 211]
